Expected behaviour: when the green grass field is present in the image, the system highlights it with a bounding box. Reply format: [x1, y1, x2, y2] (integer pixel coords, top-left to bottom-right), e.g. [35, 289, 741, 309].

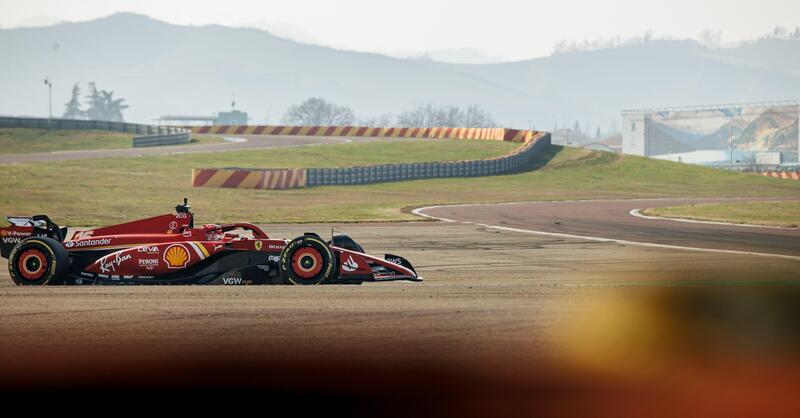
[0, 128, 222, 154]
[1, 141, 798, 226]
[642, 201, 800, 228]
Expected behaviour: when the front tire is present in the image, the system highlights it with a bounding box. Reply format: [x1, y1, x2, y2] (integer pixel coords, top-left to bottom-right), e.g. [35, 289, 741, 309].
[8, 237, 70, 285]
[280, 235, 337, 285]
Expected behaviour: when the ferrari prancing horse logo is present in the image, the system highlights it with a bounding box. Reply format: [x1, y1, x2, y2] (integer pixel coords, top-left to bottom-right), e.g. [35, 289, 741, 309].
[254, 241, 263, 251]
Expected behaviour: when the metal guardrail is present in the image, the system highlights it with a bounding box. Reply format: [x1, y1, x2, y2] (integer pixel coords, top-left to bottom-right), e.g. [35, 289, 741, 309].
[190, 132, 551, 190]
[305, 133, 551, 187]
[0, 116, 191, 147]
[132, 132, 191, 147]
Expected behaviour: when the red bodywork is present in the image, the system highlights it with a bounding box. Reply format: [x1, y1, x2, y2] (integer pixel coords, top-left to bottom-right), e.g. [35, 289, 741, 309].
[1, 206, 420, 285]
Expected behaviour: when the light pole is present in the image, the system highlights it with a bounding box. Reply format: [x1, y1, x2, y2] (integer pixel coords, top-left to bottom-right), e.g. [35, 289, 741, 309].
[729, 125, 733, 170]
[44, 77, 52, 129]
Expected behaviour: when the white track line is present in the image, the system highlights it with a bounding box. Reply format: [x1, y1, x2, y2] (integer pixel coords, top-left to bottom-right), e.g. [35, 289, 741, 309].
[412, 205, 800, 261]
[629, 209, 796, 230]
[222, 136, 248, 143]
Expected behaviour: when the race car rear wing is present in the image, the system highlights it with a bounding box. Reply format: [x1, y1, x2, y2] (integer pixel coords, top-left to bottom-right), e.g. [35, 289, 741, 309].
[1, 215, 68, 258]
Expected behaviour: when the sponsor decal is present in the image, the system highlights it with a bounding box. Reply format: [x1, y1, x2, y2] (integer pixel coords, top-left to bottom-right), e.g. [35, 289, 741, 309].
[268, 244, 285, 250]
[137, 246, 159, 254]
[213, 244, 224, 251]
[223, 277, 243, 285]
[222, 277, 254, 285]
[268, 255, 281, 263]
[99, 253, 133, 273]
[164, 244, 190, 269]
[342, 255, 359, 272]
[254, 241, 263, 251]
[2, 229, 30, 237]
[138, 259, 159, 266]
[1, 237, 21, 245]
[257, 264, 270, 272]
[69, 238, 112, 248]
[176, 213, 189, 219]
[387, 257, 403, 265]
[169, 221, 178, 230]
[71, 231, 94, 240]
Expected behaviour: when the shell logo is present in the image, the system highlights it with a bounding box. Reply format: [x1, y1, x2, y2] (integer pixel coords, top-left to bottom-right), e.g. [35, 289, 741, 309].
[164, 244, 190, 269]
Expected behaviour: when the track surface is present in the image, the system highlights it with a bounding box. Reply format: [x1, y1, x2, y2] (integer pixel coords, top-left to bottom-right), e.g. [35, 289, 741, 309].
[0, 134, 356, 164]
[418, 198, 800, 258]
[2, 222, 799, 415]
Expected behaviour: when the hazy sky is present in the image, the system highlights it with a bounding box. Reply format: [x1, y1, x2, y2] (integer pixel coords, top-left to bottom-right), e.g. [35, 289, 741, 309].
[1, 0, 798, 60]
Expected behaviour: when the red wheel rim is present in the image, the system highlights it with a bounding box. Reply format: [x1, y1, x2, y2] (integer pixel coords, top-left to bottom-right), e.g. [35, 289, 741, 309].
[291, 247, 323, 279]
[17, 248, 48, 281]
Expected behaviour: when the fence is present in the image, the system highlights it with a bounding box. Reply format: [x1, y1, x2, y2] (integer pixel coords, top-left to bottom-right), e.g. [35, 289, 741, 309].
[192, 131, 551, 190]
[0, 116, 191, 147]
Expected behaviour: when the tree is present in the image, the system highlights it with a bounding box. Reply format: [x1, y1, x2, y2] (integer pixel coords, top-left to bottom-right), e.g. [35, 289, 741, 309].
[84, 82, 102, 120]
[62, 83, 84, 119]
[698, 30, 722, 49]
[573, 120, 580, 132]
[596, 127, 602, 140]
[84, 82, 129, 122]
[397, 103, 497, 128]
[463, 105, 498, 128]
[101, 90, 129, 122]
[282, 97, 356, 126]
[773, 26, 788, 38]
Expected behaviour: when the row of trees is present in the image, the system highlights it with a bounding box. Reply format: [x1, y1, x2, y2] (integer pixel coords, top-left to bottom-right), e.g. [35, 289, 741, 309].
[767, 26, 800, 40]
[554, 26, 800, 55]
[63, 82, 129, 122]
[552, 31, 659, 55]
[282, 98, 498, 128]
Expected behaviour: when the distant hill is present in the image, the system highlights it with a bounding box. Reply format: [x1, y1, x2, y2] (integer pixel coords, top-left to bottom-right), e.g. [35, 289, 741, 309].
[1, 13, 799, 128]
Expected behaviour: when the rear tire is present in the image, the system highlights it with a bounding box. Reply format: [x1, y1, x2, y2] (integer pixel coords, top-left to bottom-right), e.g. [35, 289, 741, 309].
[280, 235, 337, 285]
[8, 237, 70, 285]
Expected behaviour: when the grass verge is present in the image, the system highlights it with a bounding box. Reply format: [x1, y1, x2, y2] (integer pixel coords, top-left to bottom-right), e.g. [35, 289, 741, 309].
[642, 201, 800, 228]
[0, 143, 798, 226]
[0, 128, 223, 154]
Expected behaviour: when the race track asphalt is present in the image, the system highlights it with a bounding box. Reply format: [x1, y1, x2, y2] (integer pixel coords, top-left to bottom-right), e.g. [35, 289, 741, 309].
[417, 198, 800, 258]
[0, 134, 358, 164]
[2, 223, 799, 416]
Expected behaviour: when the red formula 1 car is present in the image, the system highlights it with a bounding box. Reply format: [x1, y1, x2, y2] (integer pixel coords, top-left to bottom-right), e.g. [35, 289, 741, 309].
[0, 199, 421, 286]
